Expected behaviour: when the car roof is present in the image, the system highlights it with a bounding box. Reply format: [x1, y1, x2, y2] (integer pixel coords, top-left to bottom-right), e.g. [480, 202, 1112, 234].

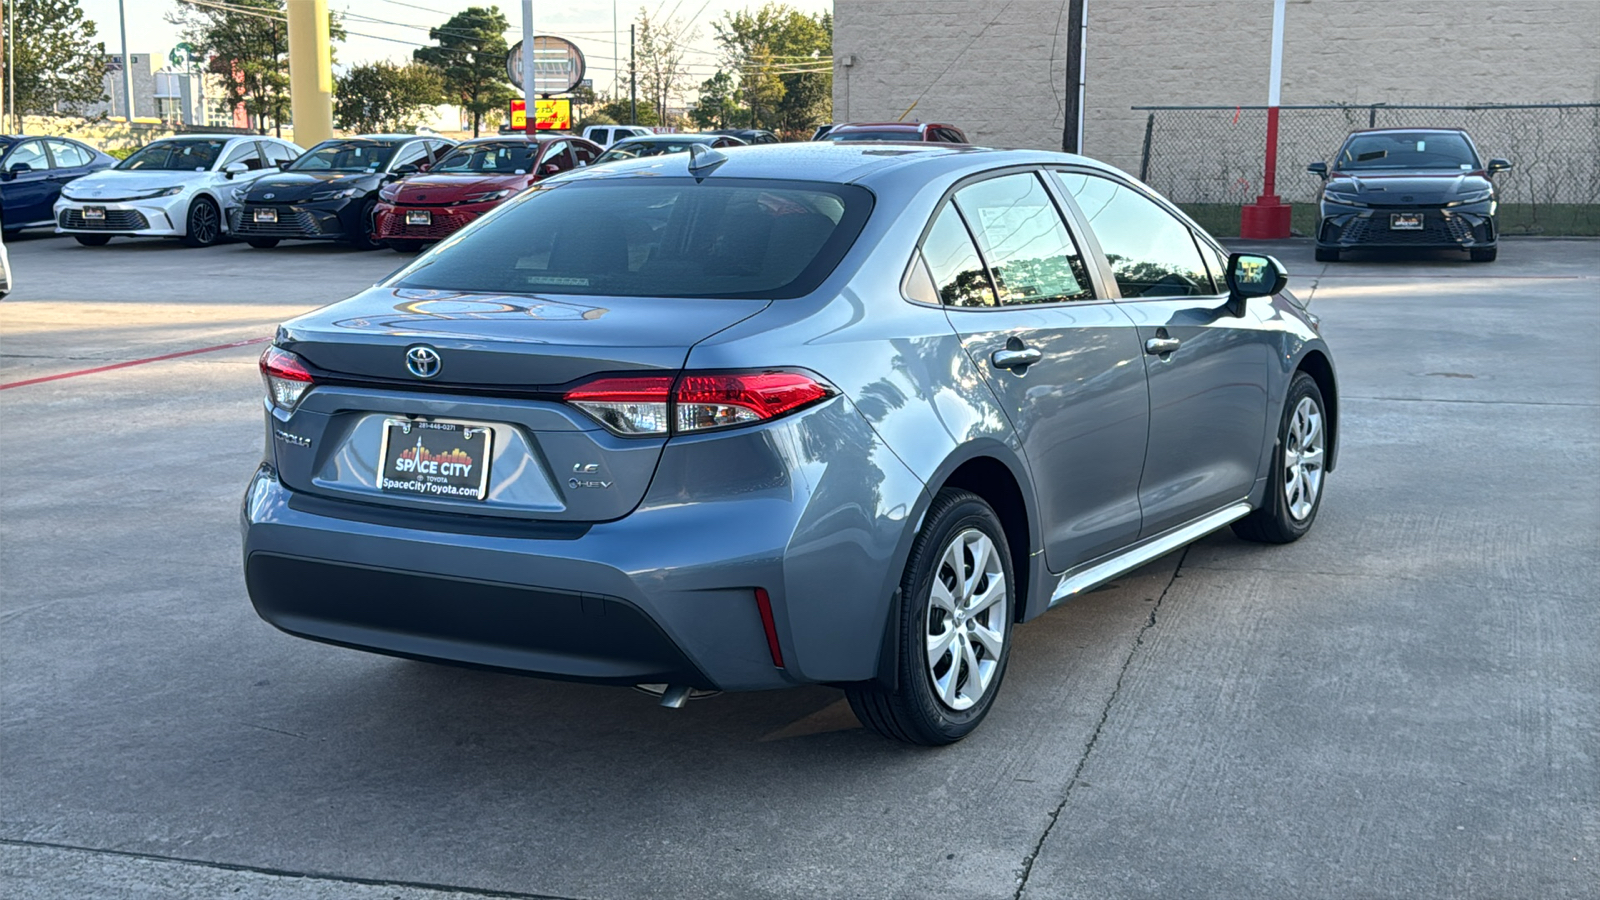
[561, 141, 1119, 187]
[455, 134, 569, 145]
[349, 133, 440, 141]
[1344, 127, 1469, 135]
[832, 122, 927, 130]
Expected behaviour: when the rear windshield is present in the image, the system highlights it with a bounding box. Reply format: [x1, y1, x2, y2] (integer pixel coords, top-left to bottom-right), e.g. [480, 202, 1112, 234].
[117, 139, 225, 171]
[392, 178, 873, 300]
[829, 130, 919, 142]
[1337, 132, 1480, 171]
[432, 141, 539, 174]
[290, 140, 398, 172]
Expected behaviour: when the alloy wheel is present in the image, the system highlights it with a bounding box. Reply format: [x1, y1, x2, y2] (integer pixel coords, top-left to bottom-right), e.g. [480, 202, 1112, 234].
[191, 201, 219, 244]
[925, 528, 1007, 711]
[1284, 396, 1325, 521]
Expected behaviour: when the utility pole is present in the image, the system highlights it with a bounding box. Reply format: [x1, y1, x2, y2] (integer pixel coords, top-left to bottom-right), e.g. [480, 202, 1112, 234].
[612, 0, 619, 98]
[629, 24, 636, 125]
[521, 0, 534, 132]
[1, 0, 10, 133]
[117, 0, 134, 121]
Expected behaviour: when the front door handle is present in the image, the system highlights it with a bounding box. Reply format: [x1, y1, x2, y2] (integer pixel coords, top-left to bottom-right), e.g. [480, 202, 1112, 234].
[991, 347, 1043, 370]
[1145, 337, 1181, 355]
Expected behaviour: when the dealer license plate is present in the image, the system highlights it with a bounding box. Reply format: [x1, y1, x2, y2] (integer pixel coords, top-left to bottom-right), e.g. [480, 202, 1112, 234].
[83, 206, 105, 220]
[378, 419, 493, 501]
[254, 208, 278, 223]
[1390, 212, 1424, 230]
[406, 210, 432, 226]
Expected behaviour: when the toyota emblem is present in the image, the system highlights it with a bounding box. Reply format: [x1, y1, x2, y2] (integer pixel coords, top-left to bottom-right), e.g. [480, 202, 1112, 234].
[264, 192, 275, 199]
[1401, 195, 1414, 202]
[405, 346, 442, 379]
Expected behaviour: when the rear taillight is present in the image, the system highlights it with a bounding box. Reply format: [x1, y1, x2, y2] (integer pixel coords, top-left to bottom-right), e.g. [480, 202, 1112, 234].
[563, 370, 837, 437]
[259, 346, 314, 411]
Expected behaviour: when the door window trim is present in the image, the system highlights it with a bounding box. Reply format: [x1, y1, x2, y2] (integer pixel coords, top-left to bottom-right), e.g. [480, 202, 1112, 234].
[901, 165, 1116, 310]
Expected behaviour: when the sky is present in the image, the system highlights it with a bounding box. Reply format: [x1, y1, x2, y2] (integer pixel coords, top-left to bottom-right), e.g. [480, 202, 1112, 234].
[77, 0, 832, 97]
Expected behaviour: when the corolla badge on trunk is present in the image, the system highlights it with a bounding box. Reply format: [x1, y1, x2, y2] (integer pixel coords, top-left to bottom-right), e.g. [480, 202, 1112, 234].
[405, 345, 442, 378]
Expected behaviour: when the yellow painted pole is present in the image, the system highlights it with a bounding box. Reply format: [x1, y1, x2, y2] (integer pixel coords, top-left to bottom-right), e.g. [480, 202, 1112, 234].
[286, 0, 333, 146]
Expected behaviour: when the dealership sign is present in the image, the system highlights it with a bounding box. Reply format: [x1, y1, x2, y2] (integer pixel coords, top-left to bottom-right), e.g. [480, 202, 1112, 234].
[506, 36, 586, 95]
[509, 98, 573, 131]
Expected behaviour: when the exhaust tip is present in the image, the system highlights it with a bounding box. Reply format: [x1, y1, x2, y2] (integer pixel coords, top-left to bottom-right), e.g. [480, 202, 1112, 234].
[634, 683, 721, 708]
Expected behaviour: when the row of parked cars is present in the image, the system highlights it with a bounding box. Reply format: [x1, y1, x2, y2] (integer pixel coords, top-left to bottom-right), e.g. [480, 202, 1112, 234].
[0, 122, 966, 255]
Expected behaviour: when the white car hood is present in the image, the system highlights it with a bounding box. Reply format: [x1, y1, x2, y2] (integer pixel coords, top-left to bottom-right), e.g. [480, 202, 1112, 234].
[67, 169, 218, 198]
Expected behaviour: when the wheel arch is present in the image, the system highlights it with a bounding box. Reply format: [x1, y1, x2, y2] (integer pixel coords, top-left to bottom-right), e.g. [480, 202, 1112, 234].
[186, 190, 224, 236]
[1294, 348, 1339, 472]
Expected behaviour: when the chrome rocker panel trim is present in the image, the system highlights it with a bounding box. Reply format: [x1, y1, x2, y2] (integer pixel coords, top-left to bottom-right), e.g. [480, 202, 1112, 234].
[1050, 501, 1253, 606]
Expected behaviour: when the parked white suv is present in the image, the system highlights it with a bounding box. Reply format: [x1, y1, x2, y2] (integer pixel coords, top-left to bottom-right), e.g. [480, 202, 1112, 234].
[580, 125, 653, 149]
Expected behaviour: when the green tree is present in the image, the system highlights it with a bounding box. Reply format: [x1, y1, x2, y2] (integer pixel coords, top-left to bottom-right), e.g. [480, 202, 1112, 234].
[689, 71, 743, 130]
[5, 0, 106, 116]
[598, 96, 657, 127]
[169, 0, 344, 135]
[334, 62, 443, 133]
[413, 6, 514, 137]
[714, 3, 832, 133]
[635, 7, 695, 126]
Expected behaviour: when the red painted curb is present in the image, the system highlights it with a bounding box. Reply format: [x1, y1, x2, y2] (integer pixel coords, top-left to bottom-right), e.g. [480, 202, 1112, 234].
[0, 336, 271, 391]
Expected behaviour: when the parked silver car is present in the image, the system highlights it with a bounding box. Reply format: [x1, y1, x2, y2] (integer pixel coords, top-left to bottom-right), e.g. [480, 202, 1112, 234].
[242, 143, 1338, 744]
[55, 135, 302, 247]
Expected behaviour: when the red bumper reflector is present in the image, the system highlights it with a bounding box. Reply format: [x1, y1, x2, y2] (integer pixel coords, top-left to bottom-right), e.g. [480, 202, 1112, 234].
[754, 588, 784, 669]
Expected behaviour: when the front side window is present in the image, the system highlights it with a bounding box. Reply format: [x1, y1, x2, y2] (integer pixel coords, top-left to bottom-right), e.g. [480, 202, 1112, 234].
[392, 179, 872, 300]
[1053, 171, 1212, 298]
[6, 139, 50, 171]
[952, 173, 1095, 305]
[388, 141, 430, 171]
[432, 141, 540, 174]
[263, 142, 297, 167]
[221, 141, 265, 171]
[1336, 131, 1479, 171]
[290, 140, 398, 172]
[540, 143, 574, 173]
[117, 140, 225, 171]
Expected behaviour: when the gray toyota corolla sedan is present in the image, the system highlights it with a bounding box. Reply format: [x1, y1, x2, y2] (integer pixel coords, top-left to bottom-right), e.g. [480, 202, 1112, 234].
[243, 143, 1338, 745]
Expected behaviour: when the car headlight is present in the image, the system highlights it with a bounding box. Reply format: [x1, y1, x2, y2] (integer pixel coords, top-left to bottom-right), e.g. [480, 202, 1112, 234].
[1322, 190, 1365, 207]
[1445, 189, 1493, 207]
[463, 189, 512, 203]
[309, 188, 359, 201]
[378, 185, 400, 202]
[229, 186, 249, 202]
[136, 186, 185, 199]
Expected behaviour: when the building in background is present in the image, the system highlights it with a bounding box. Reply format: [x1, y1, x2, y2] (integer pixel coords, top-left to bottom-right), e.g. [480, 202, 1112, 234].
[83, 52, 157, 120]
[833, 1, 1600, 216]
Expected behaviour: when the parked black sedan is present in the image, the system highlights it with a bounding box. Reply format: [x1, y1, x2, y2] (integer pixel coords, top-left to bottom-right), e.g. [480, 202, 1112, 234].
[1, 135, 115, 235]
[231, 135, 454, 250]
[1309, 128, 1510, 263]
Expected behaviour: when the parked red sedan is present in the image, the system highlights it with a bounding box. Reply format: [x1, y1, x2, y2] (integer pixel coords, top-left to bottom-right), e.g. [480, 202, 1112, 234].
[373, 134, 602, 251]
[825, 122, 969, 143]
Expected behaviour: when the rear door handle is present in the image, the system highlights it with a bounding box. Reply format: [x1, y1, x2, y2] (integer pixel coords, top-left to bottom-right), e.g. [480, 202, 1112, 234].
[991, 347, 1043, 370]
[1144, 337, 1181, 355]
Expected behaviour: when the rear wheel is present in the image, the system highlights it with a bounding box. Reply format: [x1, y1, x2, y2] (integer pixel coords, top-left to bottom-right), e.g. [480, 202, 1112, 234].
[846, 489, 1014, 745]
[1470, 246, 1498, 262]
[246, 238, 280, 249]
[1314, 247, 1340, 262]
[180, 196, 222, 247]
[1233, 371, 1327, 544]
[74, 234, 111, 246]
[348, 198, 381, 250]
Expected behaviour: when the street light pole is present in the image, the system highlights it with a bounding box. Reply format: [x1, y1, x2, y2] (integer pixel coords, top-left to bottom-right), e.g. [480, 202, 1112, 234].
[629, 24, 637, 126]
[1241, 0, 1291, 238]
[521, 0, 534, 132]
[117, 0, 134, 121]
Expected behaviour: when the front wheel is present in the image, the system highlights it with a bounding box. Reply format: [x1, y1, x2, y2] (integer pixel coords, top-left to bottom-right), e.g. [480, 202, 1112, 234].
[1233, 371, 1328, 544]
[180, 196, 222, 247]
[74, 234, 112, 246]
[348, 198, 381, 250]
[846, 489, 1014, 745]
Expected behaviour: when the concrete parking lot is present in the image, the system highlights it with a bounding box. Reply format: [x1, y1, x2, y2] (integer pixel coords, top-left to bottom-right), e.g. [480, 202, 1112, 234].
[2, 233, 1596, 899]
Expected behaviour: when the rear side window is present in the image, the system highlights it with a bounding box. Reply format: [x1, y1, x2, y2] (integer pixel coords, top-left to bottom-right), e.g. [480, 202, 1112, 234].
[392, 178, 873, 300]
[47, 140, 92, 168]
[952, 173, 1094, 305]
[915, 203, 995, 307]
[1052, 171, 1212, 298]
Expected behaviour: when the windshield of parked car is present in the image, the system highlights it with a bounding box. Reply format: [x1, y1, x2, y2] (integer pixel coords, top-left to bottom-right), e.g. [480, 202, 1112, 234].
[828, 129, 919, 142]
[1336, 132, 1480, 171]
[431, 141, 540, 174]
[289, 140, 399, 172]
[117, 139, 226, 171]
[594, 139, 713, 164]
[391, 178, 873, 300]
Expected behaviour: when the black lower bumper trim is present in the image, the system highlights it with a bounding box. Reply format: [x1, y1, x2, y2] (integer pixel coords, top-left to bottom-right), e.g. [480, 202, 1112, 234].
[246, 552, 714, 688]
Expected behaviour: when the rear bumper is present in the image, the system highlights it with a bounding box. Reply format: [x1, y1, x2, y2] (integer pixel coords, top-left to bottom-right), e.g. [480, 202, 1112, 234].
[1316, 207, 1495, 250]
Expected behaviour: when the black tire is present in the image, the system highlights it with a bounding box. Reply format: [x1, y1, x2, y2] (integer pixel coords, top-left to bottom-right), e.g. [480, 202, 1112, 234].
[1470, 246, 1498, 262]
[1314, 247, 1340, 262]
[180, 196, 222, 247]
[846, 489, 1015, 746]
[246, 238, 280, 249]
[348, 198, 381, 250]
[74, 234, 111, 246]
[1233, 371, 1328, 544]
[387, 239, 428, 254]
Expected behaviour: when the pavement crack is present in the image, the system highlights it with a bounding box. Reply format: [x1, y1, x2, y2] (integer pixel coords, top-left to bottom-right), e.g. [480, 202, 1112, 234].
[1011, 547, 1190, 900]
[0, 837, 593, 899]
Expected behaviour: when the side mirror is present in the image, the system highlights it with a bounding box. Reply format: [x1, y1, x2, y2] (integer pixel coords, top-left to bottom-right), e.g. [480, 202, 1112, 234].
[1224, 252, 1288, 317]
[392, 164, 419, 175]
[223, 162, 248, 178]
[7, 162, 33, 176]
[418, 162, 432, 173]
[1487, 158, 1513, 175]
[542, 163, 561, 175]
[1307, 161, 1328, 180]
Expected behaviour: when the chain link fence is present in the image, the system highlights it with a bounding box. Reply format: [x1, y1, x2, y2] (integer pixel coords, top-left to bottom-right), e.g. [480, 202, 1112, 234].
[1134, 103, 1600, 208]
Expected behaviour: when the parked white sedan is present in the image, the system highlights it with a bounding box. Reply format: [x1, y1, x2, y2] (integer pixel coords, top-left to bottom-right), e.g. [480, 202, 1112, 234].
[54, 135, 302, 247]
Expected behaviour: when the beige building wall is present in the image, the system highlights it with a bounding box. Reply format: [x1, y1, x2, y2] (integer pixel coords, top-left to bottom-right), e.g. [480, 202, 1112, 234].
[834, 0, 1600, 175]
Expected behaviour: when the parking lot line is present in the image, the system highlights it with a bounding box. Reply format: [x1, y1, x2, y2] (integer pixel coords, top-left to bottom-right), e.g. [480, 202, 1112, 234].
[0, 336, 270, 391]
